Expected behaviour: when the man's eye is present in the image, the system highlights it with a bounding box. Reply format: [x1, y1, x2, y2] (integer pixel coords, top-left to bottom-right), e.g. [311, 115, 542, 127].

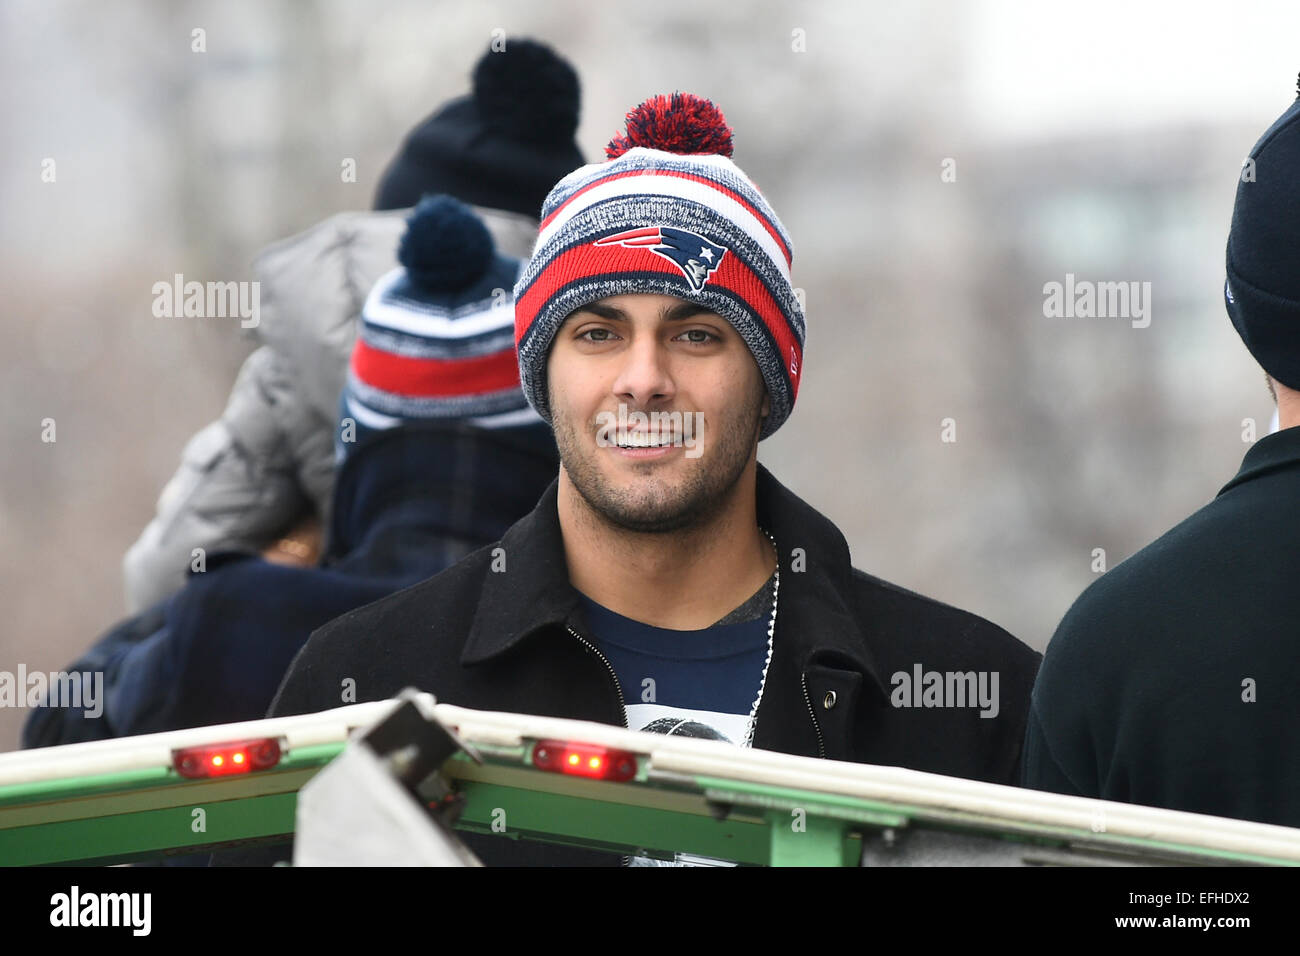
[679, 329, 718, 344]
[581, 328, 616, 342]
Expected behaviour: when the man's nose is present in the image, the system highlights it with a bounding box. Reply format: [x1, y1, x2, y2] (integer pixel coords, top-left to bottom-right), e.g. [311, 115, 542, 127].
[610, 336, 675, 407]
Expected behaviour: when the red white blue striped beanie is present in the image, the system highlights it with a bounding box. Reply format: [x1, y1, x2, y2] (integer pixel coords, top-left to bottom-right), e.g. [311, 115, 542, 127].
[341, 196, 543, 456]
[513, 93, 805, 440]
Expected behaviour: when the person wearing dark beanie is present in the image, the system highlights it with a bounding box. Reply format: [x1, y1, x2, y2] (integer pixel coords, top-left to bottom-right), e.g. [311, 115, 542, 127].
[373, 39, 583, 218]
[1024, 74, 1300, 830]
[1225, 75, 1300, 391]
[123, 38, 581, 614]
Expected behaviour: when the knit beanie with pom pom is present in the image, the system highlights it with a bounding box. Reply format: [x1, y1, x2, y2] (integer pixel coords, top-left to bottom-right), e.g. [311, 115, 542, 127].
[512, 92, 805, 440]
[374, 38, 583, 218]
[339, 195, 543, 461]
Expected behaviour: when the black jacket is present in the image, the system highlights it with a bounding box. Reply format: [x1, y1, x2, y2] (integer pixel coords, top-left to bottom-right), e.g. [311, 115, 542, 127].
[234, 462, 1040, 866]
[1023, 426, 1300, 829]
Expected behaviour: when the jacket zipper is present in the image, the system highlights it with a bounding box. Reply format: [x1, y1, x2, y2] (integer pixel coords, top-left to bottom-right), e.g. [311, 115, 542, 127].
[801, 671, 826, 759]
[567, 624, 632, 868]
[566, 625, 628, 728]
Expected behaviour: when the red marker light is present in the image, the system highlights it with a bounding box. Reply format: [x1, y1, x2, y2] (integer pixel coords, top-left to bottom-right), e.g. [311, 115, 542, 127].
[173, 738, 281, 778]
[532, 740, 636, 782]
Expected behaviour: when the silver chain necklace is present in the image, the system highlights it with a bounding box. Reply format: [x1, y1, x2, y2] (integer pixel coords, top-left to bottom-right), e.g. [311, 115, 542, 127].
[740, 527, 779, 749]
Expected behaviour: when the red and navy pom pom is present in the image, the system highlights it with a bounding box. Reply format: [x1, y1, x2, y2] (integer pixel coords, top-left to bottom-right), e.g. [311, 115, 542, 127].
[605, 92, 734, 159]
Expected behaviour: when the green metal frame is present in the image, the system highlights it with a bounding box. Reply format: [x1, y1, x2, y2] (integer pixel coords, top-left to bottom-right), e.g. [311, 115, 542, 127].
[0, 743, 342, 866]
[1, 739, 1296, 867]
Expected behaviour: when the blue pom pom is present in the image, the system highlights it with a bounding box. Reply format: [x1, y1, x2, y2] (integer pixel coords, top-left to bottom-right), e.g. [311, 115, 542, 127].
[398, 195, 495, 293]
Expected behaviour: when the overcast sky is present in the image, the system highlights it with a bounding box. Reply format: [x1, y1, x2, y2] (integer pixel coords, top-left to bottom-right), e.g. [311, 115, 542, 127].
[967, 0, 1300, 141]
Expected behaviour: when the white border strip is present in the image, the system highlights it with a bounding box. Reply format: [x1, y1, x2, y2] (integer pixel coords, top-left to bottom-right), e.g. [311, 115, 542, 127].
[467, 405, 545, 429]
[363, 269, 515, 339]
[538, 174, 791, 283]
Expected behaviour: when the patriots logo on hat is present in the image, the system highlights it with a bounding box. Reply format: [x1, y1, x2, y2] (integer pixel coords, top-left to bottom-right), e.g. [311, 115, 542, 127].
[595, 226, 727, 292]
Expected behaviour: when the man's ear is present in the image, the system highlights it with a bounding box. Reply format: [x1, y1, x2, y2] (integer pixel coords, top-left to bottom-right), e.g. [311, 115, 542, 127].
[761, 391, 771, 419]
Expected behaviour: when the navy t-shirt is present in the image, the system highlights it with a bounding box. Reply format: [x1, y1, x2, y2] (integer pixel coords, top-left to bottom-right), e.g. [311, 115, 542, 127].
[574, 575, 775, 865]
[576, 589, 773, 747]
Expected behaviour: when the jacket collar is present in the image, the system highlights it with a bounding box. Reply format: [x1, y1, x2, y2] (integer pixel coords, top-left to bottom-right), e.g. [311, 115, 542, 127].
[1218, 424, 1300, 497]
[462, 463, 889, 697]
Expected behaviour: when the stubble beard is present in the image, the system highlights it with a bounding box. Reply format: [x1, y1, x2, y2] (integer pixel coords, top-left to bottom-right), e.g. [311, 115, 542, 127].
[551, 397, 763, 535]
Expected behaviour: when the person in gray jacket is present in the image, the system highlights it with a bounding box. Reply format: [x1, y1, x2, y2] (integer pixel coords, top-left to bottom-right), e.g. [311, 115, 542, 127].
[123, 38, 583, 612]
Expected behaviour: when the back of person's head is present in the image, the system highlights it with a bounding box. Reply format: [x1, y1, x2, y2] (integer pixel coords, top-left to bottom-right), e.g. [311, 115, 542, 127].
[373, 38, 583, 219]
[339, 193, 554, 458]
[329, 195, 558, 558]
[1225, 73, 1300, 392]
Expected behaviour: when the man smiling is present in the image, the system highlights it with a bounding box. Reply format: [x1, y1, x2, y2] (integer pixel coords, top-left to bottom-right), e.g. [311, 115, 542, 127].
[549, 293, 776, 639]
[257, 93, 1041, 866]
